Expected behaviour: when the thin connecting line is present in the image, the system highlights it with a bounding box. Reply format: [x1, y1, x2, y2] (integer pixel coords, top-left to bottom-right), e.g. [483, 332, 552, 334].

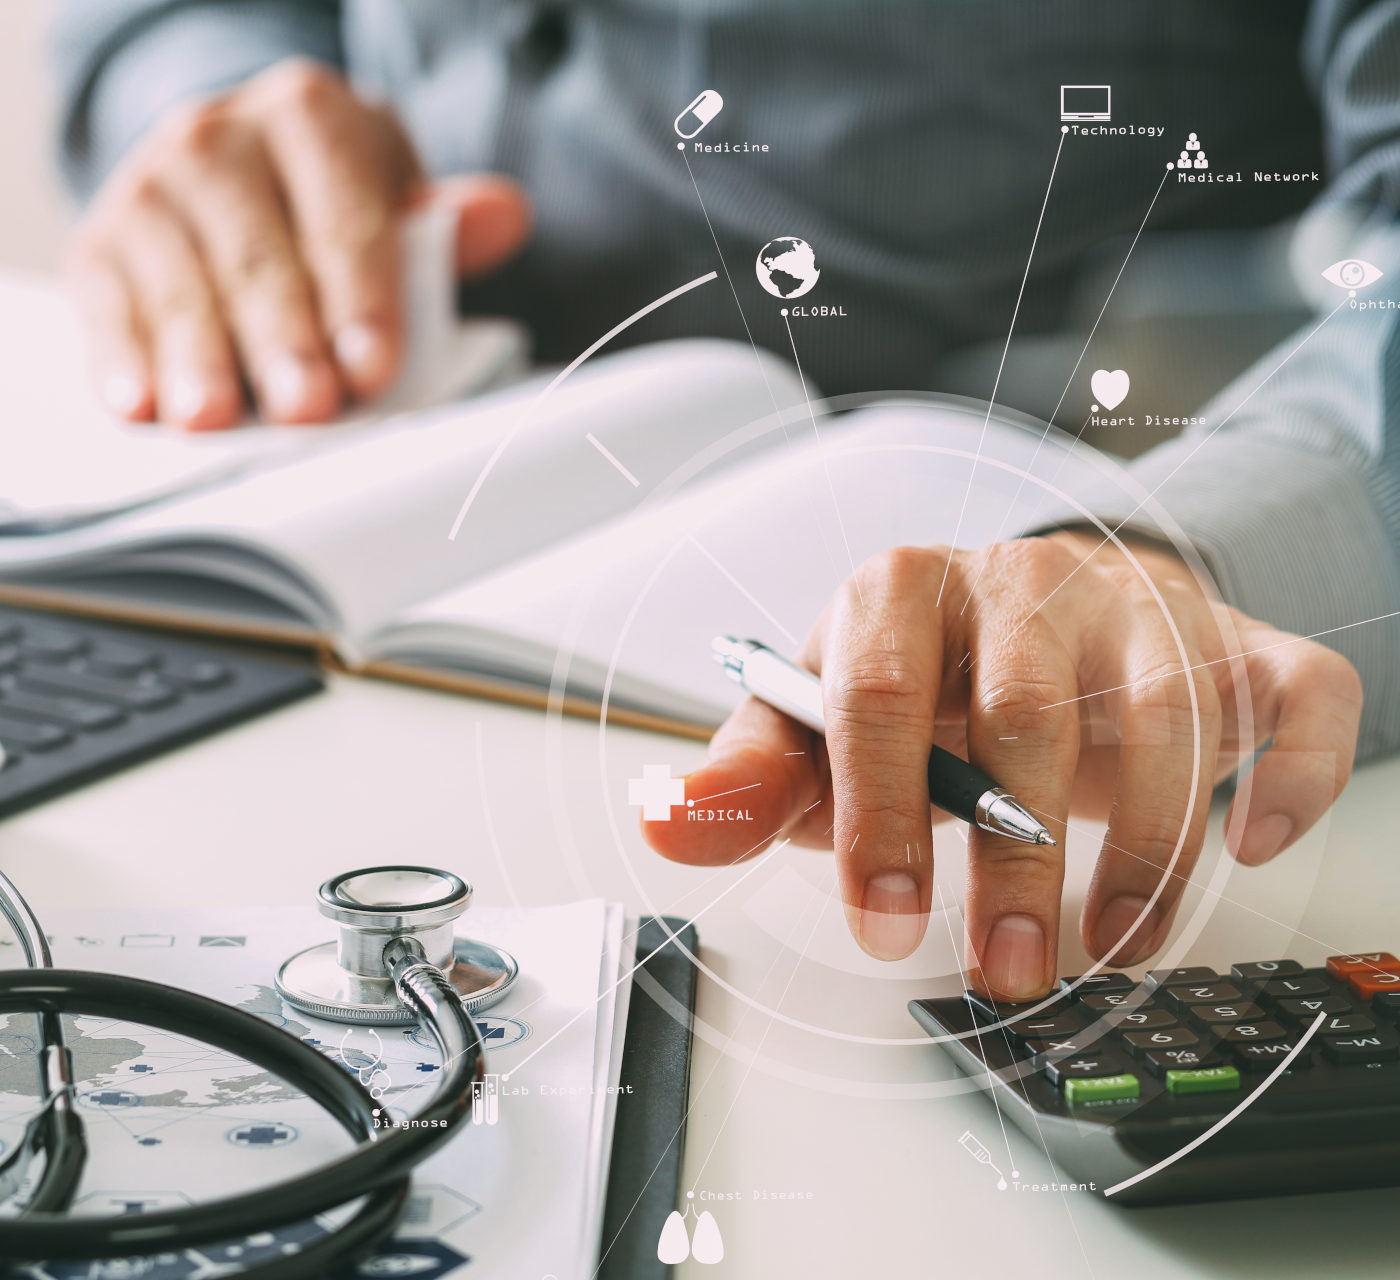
[689, 781, 763, 804]
[688, 534, 800, 646]
[935, 884, 1016, 1179]
[1039, 607, 1400, 710]
[996, 296, 1350, 648]
[447, 270, 718, 539]
[584, 431, 641, 486]
[782, 310, 864, 600]
[935, 128, 1067, 609]
[1104, 1012, 1326, 1197]
[504, 838, 792, 1078]
[959, 167, 1170, 616]
[686, 872, 835, 1191]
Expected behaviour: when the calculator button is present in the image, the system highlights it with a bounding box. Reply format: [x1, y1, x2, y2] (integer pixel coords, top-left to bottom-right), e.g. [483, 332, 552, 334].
[16, 626, 87, 662]
[1234, 1038, 1314, 1072]
[1189, 1002, 1267, 1028]
[161, 655, 233, 690]
[1321, 1026, 1400, 1064]
[1025, 1034, 1097, 1058]
[1370, 992, 1400, 1020]
[1007, 1014, 1086, 1045]
[1162, 982, 1245, 1010]
[0, 712, 71, 752]
[1325, 952, 1400, 981]
[1349, 971, 1400, 1000]
[1219, 1021, 1288, 1045]
[1109, 1008, 1178, 1032]
[1079, 992, 1139, 1012]
[1164, 1065, 1241, 1095]
[963, 990, 1067, 1024]
[1145, 1045, 1226, 1077]
[1143, 967, 1220, 991]
[1043, 1051, 1132, 1088]
[1231, 959, 1303, 983]
[1260, 976, 1329, 1002]
[1061, 973, 1135, 997]
[1124, 1027, 1201, 1054]
[1274, 996, 1353, 1024]
[1063, 1073, 1139, 1104]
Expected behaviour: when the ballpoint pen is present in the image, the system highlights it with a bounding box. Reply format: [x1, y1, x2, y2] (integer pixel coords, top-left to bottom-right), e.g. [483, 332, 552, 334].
[711, 635, 1056, 847]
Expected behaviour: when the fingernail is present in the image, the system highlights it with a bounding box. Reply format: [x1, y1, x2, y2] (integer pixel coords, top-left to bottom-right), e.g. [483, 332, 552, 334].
[858, 872, 925, 961]
[263, 357, 316, 417]
[982, 914, 1048, 999]
[1092, 894, 1158, 963]
[163, 374, 211, 425]
[103, 371, 146, 417]
[334, 322, 391, 387]
[1237, 814, 1294, 865]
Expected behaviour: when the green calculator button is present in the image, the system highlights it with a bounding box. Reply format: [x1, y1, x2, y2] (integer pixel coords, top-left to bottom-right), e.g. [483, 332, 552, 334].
[1165, 1066, 1241, 1095]
[1063, 1073, 1140, 1103]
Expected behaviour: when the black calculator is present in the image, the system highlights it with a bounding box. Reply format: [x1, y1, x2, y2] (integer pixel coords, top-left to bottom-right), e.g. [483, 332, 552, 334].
[910, 953, 1400, 1205]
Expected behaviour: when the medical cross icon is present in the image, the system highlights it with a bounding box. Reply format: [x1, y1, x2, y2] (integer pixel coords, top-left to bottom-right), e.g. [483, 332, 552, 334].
[628, 763, 686, 821]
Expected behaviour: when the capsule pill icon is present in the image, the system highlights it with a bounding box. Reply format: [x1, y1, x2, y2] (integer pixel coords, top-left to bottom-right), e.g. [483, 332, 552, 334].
[675, 89, 724, 139]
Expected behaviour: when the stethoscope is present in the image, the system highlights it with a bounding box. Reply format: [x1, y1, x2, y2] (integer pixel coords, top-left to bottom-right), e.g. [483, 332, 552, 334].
[0, 864, 518, 1277]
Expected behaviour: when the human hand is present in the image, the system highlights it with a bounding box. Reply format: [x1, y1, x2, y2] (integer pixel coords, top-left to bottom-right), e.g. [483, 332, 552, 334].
[643, 532, 1363, 999]
[66, 58, 531, 430]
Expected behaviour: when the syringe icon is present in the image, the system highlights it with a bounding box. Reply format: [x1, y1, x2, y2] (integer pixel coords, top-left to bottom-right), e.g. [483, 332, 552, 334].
[958, 1129, 1008, 1190]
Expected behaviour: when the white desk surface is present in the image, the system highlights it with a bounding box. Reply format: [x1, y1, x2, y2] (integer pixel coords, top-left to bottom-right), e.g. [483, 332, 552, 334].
[3, 672, 1395, 1280]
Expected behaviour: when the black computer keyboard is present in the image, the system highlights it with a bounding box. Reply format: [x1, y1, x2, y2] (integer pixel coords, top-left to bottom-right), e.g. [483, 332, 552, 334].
[0, 604, 322, 817]
[910, 954, 1400, 1205]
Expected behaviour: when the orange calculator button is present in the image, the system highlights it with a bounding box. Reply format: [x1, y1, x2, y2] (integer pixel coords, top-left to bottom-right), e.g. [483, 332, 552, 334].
[1326, 952, 1400, 981]
[1350, 970, 1400, 999]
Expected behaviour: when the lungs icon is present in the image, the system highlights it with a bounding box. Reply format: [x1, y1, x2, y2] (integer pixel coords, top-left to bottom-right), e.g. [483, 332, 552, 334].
[657, 1210, 690, 1264]
[691, 1210, 724, 1265]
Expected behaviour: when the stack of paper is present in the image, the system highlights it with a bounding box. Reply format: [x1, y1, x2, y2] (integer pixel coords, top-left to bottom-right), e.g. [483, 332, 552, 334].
[0, 898, 634, 1279]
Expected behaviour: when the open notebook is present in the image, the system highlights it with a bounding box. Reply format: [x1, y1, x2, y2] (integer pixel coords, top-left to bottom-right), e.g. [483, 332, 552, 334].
[0, 283, 1114, 734]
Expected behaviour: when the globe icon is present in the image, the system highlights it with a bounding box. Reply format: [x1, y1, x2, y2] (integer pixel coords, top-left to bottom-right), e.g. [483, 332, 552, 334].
[755, 237, 821, 298]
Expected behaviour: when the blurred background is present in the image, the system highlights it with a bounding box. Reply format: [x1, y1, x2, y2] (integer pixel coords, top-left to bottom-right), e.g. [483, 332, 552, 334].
[1, 0, 70, 274]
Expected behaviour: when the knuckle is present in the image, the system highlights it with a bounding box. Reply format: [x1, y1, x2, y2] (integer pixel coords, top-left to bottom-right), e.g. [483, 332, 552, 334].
[859, 544, 943, 598]
[827, 657, 932, 728]
[1123, 660, 1218, 745]
[258, 57, 342, 113]
[1308, 645, 1364, 711]
[225, 231, 298, 294]
[163, 101, 240, 160]
[976, 676, 1069, 741]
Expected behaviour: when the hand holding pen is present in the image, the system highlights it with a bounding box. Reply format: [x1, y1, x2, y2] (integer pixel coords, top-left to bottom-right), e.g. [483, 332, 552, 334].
[640, 536, 1362, 1001]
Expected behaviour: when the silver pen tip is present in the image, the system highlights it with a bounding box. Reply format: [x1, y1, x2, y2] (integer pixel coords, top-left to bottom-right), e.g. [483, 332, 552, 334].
[1037, 831, 1057, 847]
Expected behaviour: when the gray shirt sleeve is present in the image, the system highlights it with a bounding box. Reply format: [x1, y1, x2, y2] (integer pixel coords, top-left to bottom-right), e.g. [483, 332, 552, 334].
[1092, 0, 1400, 761]
[52, 0, 343, 201]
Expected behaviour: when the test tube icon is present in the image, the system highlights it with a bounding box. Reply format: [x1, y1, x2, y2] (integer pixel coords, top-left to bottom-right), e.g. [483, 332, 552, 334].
[675, 90, 724, 139]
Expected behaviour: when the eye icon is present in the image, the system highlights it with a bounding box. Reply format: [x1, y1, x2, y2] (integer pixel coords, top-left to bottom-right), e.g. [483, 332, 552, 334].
[1321, 259, 1384, 289]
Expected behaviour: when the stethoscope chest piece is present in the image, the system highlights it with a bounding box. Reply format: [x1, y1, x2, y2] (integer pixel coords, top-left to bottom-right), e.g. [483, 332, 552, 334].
[275, 865, 518, 1024]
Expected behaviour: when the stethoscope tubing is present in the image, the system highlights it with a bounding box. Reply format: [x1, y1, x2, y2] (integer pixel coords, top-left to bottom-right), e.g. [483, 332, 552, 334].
[0, 965, 482, 1261]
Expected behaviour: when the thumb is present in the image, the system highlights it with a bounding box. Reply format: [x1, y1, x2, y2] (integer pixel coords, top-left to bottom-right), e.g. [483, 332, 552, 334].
[425, 175, 532, 279]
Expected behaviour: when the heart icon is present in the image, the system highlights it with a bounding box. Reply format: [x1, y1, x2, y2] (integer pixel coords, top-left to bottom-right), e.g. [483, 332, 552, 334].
[1091, 369, 1130, 411]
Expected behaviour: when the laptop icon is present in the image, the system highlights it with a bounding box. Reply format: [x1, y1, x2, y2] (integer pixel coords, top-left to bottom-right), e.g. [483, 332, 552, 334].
[1060, 85, 1111, 122]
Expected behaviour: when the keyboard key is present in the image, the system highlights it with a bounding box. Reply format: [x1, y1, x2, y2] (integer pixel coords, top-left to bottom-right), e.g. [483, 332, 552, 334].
[1231, 959, 1304, 984]
[1043, 1051, 1132, 1088]
[1321, 1026, 1400, 1065]
[1124, 1027, 1201, 1054]
[1325, 952, 1400, 981]
[1061, 973, 1134, 997]
[1219, 1021, 1288, 1045]
[1079, 992, 1138, 1012]
[1025, 1034, 1098, 1058]
[160, 656, 232, 690]
[17, 669, 178, 712]
[16, 625, 87, 662]
[1260, 976, 1329, 1002]
[1370, 992, 1400, 1020]
[1350, 971, 1400, 1000]
[1144, 966, 1220, 991]
[1317, 1012, 1376, 1035]
[1234, 1038, 1313, 1072]
[1145, 1045, 1226, 1076]
[81, 639, 157, 677]
[1162, 982, 1245, 1010]
[1, 689, 125, 731]
[963, 989, 1067, 1024]
[1110, 1008, 1179, 1032]
[1189, 1002, 1267, 1028]
[1165, 1065, 1241, 1095]
[1274, 995, 1353, 1023]
[0, 713, 71, 752]
[1008, 1013, 1086, 1044]
[1063, 1073, 1139, 1104]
